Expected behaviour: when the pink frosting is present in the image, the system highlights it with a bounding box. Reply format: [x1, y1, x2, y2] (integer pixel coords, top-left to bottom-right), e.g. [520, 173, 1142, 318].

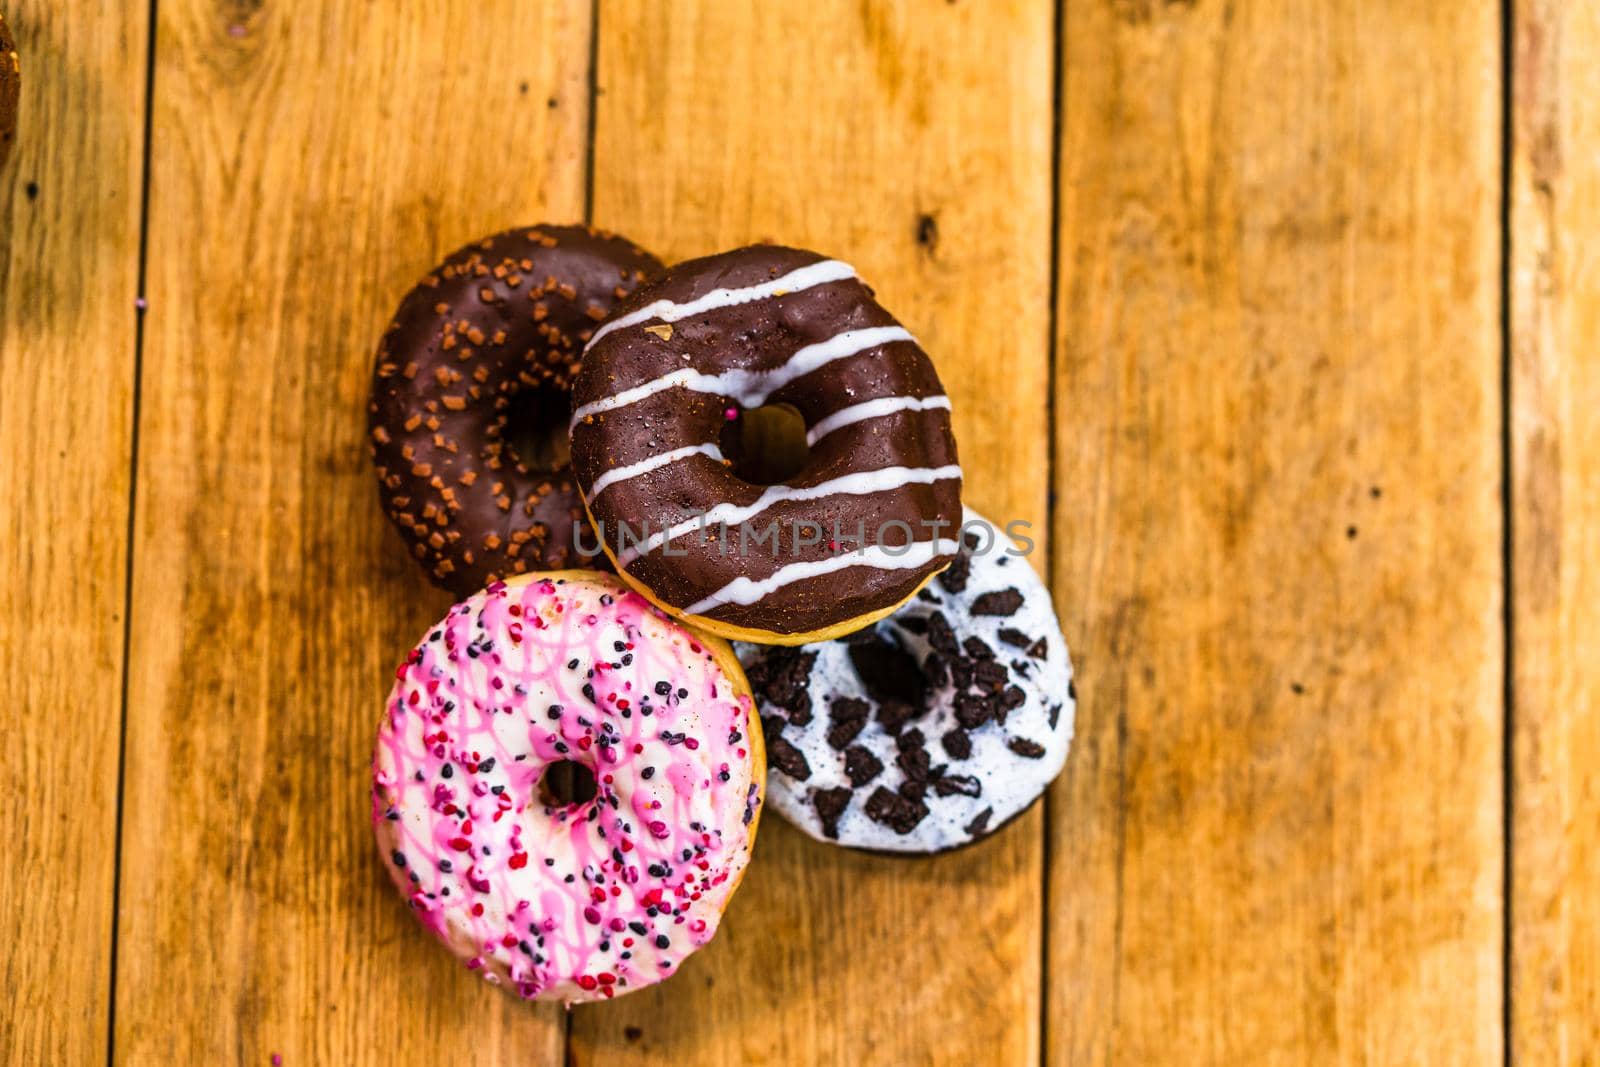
[372, 573, 762, 1003]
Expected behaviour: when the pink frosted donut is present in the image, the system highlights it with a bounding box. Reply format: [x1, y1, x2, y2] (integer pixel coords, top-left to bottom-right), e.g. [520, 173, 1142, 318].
[372, 571, 765, 1003]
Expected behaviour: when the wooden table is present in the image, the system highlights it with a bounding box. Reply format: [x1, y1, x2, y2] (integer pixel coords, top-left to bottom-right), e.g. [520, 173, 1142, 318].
[2, 1, 1594, 1063]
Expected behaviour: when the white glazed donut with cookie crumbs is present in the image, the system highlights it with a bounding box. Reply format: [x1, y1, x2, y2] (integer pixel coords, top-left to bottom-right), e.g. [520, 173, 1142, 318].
[737, 508, 1074, 853]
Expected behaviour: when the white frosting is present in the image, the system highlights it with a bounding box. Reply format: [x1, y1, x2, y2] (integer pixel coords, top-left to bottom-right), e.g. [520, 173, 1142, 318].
[686, 538, 961, 616]
[614, 464, 963, 568]
[804, 394, 952, 446]
[570, 326, 916, 431]
[585, 443, 726, 498]
[736, 509, 1074, 853]
[584, 258, 857, 349]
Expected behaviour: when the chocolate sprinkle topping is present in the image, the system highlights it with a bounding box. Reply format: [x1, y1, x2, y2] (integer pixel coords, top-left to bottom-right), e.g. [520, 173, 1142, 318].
[368, 225, 661, 594]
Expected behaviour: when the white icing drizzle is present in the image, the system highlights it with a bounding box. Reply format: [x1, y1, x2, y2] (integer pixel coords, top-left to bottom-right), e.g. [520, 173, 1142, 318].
[804, 394, 952, 447]
[570, 326, 916, 431]
[585, 258, 858, 349]
[615, 464, 963, 568]
[585, 443, 726, 498]
[684, 538, 960, 616]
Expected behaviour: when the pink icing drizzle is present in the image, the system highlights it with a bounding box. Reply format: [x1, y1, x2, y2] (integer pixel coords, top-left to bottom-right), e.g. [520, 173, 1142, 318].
[372, 575, 761, 1003]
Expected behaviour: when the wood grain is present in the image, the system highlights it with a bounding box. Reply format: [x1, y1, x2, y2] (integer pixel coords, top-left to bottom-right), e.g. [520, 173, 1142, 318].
[0, 2, 144, 1062]
[1049, 1, 1503, 1063]
[1510, 2, 1600, 1061]
[112, 2, 590, 1062]
[568, 2, 1055, 1064]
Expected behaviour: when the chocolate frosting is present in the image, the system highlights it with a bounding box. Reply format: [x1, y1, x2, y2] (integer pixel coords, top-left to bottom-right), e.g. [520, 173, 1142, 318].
[0, 14, 17, 169]
[571, 245, 962, 634]
[368, 225, 662, 595]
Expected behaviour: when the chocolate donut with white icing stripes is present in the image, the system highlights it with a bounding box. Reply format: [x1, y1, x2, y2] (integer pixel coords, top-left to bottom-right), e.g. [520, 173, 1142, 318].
[570, 245, 962, 645]
[737, 509, 1074, 854]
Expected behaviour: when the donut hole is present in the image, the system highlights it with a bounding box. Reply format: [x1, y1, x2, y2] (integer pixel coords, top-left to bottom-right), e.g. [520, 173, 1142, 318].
[503, 386, 573, 473]
[720, 402, 809, 485]
[539, 759, 598, 807]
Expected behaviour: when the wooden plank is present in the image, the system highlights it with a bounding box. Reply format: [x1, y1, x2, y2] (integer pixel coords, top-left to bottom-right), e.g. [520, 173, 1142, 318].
[569, 2, 1055, 1064]
[1049, 1, 1503, 1063]
[1511, 2, 1600, 1061]
[0, 2, 144, 1063]
[113, 3, 590, 1062]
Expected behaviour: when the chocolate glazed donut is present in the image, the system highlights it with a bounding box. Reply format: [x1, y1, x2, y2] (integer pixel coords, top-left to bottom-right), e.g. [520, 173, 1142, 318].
[369, 225, 662, 596]
[0, 12, 18, 169]
[570, 245, 963, 644]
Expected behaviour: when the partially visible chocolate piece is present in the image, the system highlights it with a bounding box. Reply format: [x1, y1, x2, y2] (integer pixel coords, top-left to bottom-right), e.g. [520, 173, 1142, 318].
[927, 612, 959, 656]
[974, 659, 1009, 694]
[763, 717, 813, 780]
[813, 787, 853, 840]
[865, 787, 929, 834]
[954, 693, 994, 730]
[963, 636, 994, 661]
[941, 729, 972, 760]
[895, 742, 930, 784]
[937, 549, 971, 594]
[998, 628, 1032, 649]
[971, 588, 1024, 617]
[932, 774, 981, 798]
[964, 808, 994, 837]
[843, 745, 883, 787]
[745, 648, 817, 725]
[898, 778, 927, 802]
[368, 225, 661, 595]
[0, 14, 15, 169]
[826, 697, 870, 750]
[1007, 737, 1047, 759]
[875, 699, 918, 736]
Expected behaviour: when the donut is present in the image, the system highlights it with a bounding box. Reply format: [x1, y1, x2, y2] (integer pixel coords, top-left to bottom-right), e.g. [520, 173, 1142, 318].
[570, 245, 962, 646]
[369, 225, 662, 596]
[372, 570, 765, 1003]
[0, 12, 18, 169]
[737, 510, 1072, 853]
